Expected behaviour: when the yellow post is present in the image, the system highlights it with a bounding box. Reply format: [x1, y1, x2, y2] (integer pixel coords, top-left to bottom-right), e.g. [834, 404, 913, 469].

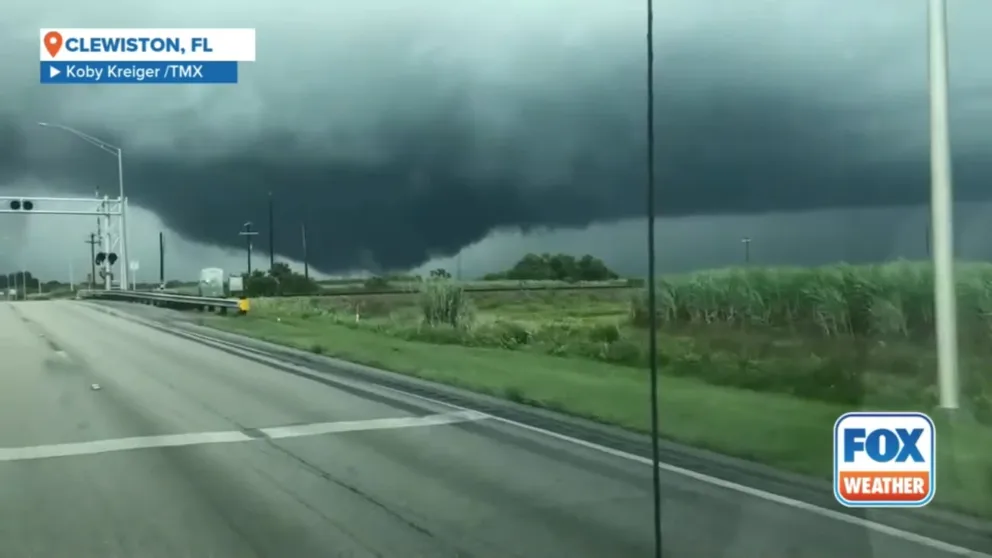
[237, 297, 250, 315]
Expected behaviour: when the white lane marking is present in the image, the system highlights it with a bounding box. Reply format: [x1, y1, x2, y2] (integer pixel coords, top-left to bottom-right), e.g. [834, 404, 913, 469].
[250, 351, 989, 556]
[0, 431, 250, 462]
[95, 313, 992, 556]
[261, 410, 487, 440]
[0, 411, 485, 464]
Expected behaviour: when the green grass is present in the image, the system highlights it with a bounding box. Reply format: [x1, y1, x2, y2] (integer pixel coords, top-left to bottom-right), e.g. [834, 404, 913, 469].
[315, 278, 632, 296]
[204, 261, 992, 519]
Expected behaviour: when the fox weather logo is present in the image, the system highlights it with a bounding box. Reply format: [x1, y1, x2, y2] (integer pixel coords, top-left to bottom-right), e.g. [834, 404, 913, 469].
[833, 411, 936, 508]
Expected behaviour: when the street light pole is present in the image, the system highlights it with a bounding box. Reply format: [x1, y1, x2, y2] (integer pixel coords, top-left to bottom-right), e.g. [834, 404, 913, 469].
[928, 0, 959, 412]
[37, 122, 130, 291]
[119, 156, 129, 290]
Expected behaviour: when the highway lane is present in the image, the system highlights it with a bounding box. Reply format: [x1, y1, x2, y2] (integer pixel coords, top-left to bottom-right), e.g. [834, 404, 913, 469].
[0, 300, 985, 557]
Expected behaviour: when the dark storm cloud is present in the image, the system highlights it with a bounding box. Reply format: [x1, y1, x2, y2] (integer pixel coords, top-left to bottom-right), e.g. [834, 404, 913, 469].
[2, 0, 991, 273]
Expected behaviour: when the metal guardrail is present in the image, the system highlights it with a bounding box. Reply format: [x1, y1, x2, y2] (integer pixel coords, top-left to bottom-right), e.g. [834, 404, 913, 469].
[78, 289, 242, 314]
[144, 281, 639, 299]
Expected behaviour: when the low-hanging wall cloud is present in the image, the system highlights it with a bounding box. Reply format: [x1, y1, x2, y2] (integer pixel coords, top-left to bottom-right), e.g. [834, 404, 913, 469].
[1, 0, 990, 274]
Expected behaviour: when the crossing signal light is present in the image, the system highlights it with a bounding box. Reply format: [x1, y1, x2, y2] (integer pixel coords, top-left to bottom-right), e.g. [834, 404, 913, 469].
[108, 253, 118, 265]
[95, 252, 106, 265]
[8, 200, 34, 210]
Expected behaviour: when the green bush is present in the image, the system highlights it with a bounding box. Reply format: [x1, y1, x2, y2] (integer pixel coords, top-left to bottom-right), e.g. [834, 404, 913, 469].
[364, 276, 391, 290]
[473, 321, 533, 349]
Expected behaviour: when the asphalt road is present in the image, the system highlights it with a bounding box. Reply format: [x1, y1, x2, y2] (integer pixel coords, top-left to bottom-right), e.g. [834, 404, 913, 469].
[0, 300, 985, 558]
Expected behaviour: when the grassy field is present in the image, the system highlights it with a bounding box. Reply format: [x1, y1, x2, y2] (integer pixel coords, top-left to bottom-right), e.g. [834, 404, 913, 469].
[318, 278, 630, 291]
[166, 278, 632, 297]
[203, 260, 992, 518]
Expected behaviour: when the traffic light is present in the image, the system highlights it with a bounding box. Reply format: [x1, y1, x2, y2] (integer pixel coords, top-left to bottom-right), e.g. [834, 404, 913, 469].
[8, 200, 34, 210]
[95, 252, 106, 265]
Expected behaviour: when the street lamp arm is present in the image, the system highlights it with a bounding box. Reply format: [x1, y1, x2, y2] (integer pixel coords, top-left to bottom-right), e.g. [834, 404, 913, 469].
[81, 137, 120, 157]
[37, 122, 121, 155]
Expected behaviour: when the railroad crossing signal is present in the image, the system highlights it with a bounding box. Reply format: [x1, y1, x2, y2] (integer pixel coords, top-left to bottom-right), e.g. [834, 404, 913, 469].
[8, 200, 34, 211]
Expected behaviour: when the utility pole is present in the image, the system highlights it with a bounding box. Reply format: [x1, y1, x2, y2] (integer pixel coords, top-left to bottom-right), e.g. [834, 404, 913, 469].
[85, 233, 98, 288]
[301, 222, 309, 281]
[99, 196, 112, 290]
[239, 222, 258, 275]
[741, 237, 752, 265]
[268, 192, 275, 271]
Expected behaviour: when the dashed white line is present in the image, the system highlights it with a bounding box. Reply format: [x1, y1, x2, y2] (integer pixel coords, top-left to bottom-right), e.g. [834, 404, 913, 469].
[261, 410, 487, 440]
[0, 411, 485, 463]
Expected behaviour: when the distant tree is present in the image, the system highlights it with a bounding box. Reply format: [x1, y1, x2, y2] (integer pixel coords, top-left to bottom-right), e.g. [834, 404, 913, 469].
[364, 276, 391, 290]
[575, 254, 617, 281]
[497, 253, 618, 282]
[270, 262, 292, 278]
[429, 268, 452, 279]
[0, 271, 40, 291]
[244, 264, 318, 297]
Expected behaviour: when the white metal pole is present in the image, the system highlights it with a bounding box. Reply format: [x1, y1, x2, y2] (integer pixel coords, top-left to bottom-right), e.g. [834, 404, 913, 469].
[102, 197, 112, 291]
[928, 0, 959, 410]
[118, 156, 129, 291]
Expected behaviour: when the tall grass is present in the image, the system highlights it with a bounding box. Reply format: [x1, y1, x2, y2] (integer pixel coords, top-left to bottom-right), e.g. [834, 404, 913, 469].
[630, 261, 992, 340]
[419, 280, 473, 327]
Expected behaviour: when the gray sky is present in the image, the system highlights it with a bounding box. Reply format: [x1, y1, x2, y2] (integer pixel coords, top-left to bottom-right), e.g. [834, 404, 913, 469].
[1, 0, 991, 280]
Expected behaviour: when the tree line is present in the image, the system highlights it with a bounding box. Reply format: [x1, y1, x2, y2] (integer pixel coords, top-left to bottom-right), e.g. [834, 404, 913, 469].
[0, 271, 43, 291]
[481, 253, 619, 282]
[243, 262, 320, 297]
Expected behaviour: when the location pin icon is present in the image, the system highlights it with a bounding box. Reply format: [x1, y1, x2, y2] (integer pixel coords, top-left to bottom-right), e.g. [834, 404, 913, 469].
[44, 31, 62, 57]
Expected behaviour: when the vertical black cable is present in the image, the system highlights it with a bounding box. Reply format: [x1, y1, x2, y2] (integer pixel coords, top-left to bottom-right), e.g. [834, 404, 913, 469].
[268, 192, 275, 271]
[159, 231, 165, 286]
[646, 0, 663, 557]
